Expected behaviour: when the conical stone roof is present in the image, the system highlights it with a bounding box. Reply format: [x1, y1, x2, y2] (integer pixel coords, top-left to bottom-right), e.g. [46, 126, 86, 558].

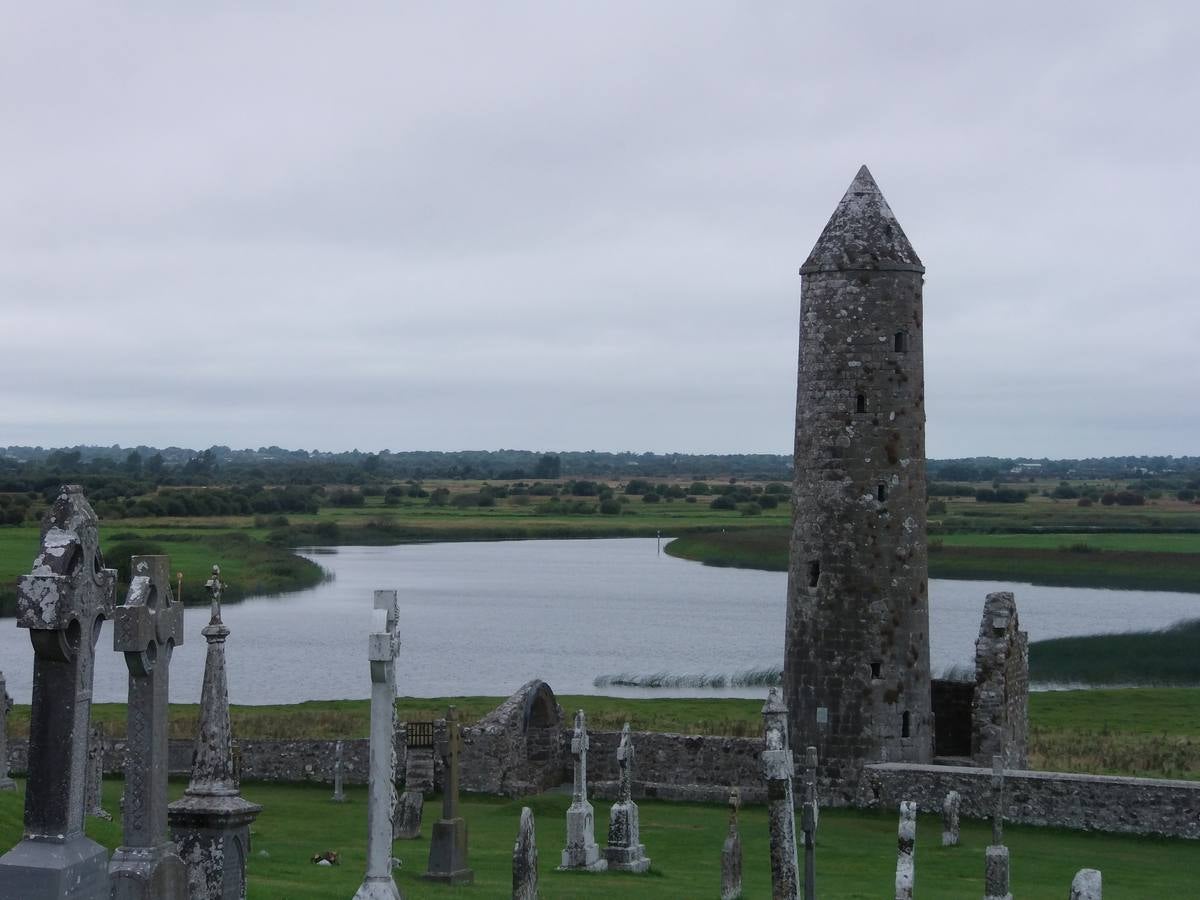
[800, 165, 924, 274]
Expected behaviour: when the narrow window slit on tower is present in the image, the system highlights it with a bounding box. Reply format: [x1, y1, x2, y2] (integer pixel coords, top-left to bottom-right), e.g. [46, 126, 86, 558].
[894, 331, 908, 352]
[902, 710, 911, 738]
[856, 394, 866, 413]
[877, 483, 887, 502]
[870, 661, 882, 679]
[807, 560, 820, 588]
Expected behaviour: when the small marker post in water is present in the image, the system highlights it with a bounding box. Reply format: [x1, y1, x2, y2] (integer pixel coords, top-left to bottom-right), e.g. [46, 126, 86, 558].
[657, 530, 661, 555]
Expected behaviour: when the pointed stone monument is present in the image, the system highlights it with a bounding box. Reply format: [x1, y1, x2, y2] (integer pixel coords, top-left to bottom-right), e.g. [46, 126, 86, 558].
[604, 723, 650, 872]
[895, 800, 916, 900]
[785, 166, 934, 783]
[423, 705, 474, 884]
[801, 746, 818, 900]
[0, 671, 14, 792]
[1071, 868, 1102, 899]
[331, 740, 347, 803]
[0, 485, 116, 900]
[983, 755, 1012, 900]
[942, 790, 961, 847]
[512, 806, 538, 900]
[761, 688, 799, 900]
[558, 709, 606, 871]
[353, 589, 404, 900]
[109, 554, 188, 899]
[168, 564, 262, 900]
[721, 787, 743, 900]
[85, 726, 112, 821]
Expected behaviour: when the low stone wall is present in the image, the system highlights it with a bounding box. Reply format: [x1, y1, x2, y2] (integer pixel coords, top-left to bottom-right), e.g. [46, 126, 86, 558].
[583, 730, 765, 805]
[864, 762, 1200, 839]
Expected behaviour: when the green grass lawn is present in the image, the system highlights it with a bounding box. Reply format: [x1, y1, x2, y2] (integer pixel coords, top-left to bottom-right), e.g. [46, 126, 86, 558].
[1, 780, 1194, 898]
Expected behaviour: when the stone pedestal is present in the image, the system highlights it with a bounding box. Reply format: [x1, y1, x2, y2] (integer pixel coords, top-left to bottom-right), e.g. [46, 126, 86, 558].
[425, 817, 472, 885]
[560, 801, 606, 871]
[512, 807, 538, 900]
[984, 845, 1012, 900]
[1071, 868, 1102, 899]
[0, 486, 116, 900]
[605, 800, 649, 872]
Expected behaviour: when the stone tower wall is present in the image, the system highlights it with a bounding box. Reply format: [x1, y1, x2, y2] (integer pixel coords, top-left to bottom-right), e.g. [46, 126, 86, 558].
[971, 591, 1029, 767]
[784, 168, 933, 789]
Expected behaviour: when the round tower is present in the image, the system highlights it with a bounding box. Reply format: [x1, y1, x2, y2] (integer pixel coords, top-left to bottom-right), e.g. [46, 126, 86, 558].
[783, 166, 932, 786]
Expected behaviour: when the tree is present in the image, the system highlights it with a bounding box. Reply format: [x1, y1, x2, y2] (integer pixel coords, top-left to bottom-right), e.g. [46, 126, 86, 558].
[534, 454, 561, 478]
[123, 450, 143, 475]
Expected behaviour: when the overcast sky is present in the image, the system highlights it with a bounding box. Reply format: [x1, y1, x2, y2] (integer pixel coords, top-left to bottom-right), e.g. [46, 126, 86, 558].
[2, 3, 1196, 459]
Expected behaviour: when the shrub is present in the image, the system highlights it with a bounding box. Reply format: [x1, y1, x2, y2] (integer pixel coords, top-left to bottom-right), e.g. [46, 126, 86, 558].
[738, 502, 762, 516]
[1077, 497, 1094, 507]
[314, 521, 340, 541]
[329, 490, 364, 507]
[642, 492, 661, 504]
[927, 499, 947, 514]
[1177, 489, 1196, 501]
[710, 495, 737, 511]
[688, 482, 710, 495]
[599, 499, 621, 515]
[428, 488, 450, 507]
[764, 482, 789, 495]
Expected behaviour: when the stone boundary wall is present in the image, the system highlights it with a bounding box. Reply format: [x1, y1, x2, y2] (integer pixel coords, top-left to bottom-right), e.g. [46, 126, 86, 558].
[583, 730, 766, 805]
[9, 736, 1199, 839]
[864, 763, 1200, 839]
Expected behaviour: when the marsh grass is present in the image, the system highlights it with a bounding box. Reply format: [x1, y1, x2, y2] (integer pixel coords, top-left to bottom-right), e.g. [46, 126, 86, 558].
[593, 667, 782, 690]
[1030, 619, 1200, 685]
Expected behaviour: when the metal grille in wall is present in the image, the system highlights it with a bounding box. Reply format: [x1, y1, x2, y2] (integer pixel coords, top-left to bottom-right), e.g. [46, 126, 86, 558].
[406, 721, 434, 749]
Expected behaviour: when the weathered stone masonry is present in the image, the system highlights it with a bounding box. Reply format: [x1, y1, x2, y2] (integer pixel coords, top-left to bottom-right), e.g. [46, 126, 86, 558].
[785, 166, 933, 788]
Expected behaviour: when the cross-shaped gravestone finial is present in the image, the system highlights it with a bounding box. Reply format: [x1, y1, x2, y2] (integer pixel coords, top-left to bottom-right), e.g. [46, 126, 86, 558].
[205, 564, 224, 624]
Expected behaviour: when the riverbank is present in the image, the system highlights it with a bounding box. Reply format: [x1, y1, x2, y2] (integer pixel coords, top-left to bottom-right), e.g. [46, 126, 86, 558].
[663, 527, 1200, 593]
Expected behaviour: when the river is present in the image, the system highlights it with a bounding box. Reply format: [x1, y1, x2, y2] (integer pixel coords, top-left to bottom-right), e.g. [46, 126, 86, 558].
[1, 538, 1197, 704]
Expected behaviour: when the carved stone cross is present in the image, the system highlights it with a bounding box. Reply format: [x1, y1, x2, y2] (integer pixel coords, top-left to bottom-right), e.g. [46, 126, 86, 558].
[0, 485, 117, 898]
[109, 554, 187, 895]
[571, 709, 590, 802]
[441, 706, 462, 821]
[616, 722, 635, 803]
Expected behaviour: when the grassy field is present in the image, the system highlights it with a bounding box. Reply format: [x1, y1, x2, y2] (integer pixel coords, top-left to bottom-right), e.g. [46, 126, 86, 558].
[0, 525, 324, 616]
[664, 526, 1200, 593]
[1029, 621, 1200, 686]
[7, 689, 1199, 782]
[0, 780, 1194, 899]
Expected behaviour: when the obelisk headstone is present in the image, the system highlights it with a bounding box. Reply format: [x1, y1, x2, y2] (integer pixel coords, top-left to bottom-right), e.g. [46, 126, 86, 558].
[604, 723, 650, 872]
[0, 485, 116, 900]
[0, 671, 14, 792]
[801, 745, 818, 900]
[942, 790, 961, 847]
[167, 564, 262, 900]
[353, 590, 404, 900]
[1071, 868, 1102, 899]
[895, 801, 916, 900]
[558, 709, 606, 871]
[423, 705, 474, 884]
[85, 726, 112, 821]
[331, 740, 347, 803]
[762, 688, 799, 900]
[512, 806, 538, 900]
[109, 554, 188, 899]
[984, 755, 1012, 900]
[721, 787, 743, 900]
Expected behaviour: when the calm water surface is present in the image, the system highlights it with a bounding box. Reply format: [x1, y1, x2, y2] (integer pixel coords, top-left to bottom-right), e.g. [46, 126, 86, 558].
[1, 539, 1197, 704]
